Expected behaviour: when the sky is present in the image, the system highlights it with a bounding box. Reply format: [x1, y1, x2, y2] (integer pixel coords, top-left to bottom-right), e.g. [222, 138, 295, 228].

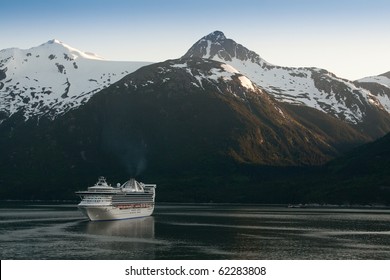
[1, 0, 389, 80]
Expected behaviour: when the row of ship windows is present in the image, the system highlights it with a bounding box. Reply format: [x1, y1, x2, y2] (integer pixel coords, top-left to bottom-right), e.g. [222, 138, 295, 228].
[84, 197, 111, 202]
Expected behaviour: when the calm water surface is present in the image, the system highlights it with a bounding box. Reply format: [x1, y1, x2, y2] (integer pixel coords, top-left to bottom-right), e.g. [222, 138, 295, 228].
[1, 203, 390, 259]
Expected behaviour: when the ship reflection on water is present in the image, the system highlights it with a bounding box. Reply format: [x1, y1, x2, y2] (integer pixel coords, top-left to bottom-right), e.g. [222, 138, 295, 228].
[85, 216, 155, 239]
[80, 216, 157, 259]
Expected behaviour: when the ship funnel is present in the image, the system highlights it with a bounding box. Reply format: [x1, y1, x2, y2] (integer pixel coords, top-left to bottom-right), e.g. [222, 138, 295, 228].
[122, 178, 144, 192]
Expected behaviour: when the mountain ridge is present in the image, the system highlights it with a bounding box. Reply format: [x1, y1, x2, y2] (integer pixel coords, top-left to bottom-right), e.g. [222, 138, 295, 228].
[183, 31, 390, 138]
[2, 33, 390, 138]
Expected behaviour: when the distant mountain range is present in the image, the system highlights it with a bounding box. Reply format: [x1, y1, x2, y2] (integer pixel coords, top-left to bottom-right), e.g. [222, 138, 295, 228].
[0, 31, 389, 203]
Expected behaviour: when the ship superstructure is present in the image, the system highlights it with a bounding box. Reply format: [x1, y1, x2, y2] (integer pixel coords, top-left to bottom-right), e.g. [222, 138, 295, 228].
[76, 177, 156, 221]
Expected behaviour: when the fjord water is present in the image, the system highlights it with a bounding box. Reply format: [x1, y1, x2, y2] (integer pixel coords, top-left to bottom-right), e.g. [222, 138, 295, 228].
[1, 203, 390, 259]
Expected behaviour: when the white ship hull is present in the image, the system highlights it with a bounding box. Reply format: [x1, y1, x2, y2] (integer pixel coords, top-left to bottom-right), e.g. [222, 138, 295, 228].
[78, 204, 155, 221]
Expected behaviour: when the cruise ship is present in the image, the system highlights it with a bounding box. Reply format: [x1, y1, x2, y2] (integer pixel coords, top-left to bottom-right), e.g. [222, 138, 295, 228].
[75, 177, 156, 221]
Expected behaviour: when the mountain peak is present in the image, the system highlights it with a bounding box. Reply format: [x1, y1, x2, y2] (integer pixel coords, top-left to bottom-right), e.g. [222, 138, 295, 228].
[41, 39, 68, 48]
[47, 39, 63, 45]
[182, 31, 268, 67]
[37, 39, 105, 61]
[204, 31, 226, 41]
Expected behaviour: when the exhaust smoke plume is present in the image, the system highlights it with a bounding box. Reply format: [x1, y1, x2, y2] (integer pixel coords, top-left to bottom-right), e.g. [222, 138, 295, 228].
[101, 124, 147, 177]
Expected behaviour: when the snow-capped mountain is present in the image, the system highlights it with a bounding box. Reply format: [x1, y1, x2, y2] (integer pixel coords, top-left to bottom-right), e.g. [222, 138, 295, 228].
[0, 39, 151, 121]
[183, 31, 389, 129]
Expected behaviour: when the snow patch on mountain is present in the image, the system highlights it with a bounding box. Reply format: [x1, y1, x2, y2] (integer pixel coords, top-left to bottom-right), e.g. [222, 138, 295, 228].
[356, 72, 390, 113]
[238, 76, 255, 91]
[221, 63, 239, 74]
[372, 94, 390, 113]
[171, 60, 255, 93]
